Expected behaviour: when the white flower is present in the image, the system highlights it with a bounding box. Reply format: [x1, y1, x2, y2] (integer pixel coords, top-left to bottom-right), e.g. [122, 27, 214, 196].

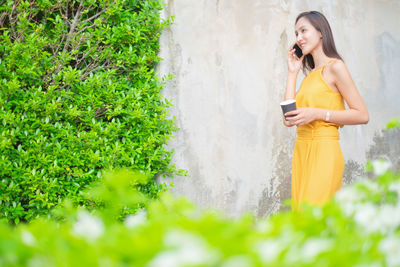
[353, 263, 382, 267]
[124, 210, 147, 229]
[72, 210, 104, 241]
[147, 229, 220, 267]
[300, 238, 332, 261]
[371, 159, 391, 176]
[376, 205, 400, 234]
[350, 202, 400, 235]
[379, 235, 400, 267]
[27, 256, 49, 267]
[220, 255, 253, 267]
[256, 227, 303, 263]
[256, 239, 283, 263]
[312, 207, 323, 219]
[255, 220, 272, 233]
[389, 180, 400, 200]
[353, 203, 379, 233]
[163, 229, 200, 247]
[147, 251, 181, 267]
[283, 238, 332, 264]
[335, 186, 364, 204]
[21, 230, 36, 246]
[335, 186, 364, 216]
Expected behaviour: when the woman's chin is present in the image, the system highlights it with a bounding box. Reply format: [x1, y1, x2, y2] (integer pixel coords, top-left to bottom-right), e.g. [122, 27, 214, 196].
[301, 49, 310, 56]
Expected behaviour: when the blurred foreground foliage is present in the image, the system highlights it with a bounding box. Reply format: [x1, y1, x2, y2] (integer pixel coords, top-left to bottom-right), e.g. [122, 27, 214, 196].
[0, 0, 185, 223]
[0, 160, 399, 266]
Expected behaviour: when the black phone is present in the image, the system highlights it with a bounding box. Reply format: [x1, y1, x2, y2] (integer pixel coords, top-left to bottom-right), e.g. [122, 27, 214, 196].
[293, 44, 303, 58]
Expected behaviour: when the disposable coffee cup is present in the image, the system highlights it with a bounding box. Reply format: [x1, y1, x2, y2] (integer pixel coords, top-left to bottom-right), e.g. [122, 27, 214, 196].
[280, 99, 297, 121]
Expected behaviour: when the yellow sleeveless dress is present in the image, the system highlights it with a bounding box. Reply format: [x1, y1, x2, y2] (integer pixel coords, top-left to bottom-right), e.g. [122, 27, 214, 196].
[292, 58, 345, 211]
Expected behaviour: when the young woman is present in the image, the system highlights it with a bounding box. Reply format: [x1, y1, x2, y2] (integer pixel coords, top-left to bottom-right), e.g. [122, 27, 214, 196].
[282, 11, 369, 211]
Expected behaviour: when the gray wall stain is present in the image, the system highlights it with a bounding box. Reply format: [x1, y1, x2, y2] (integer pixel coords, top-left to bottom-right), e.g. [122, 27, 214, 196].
[367, 128, 400, 174]
[375, 32, 400, 120]
[342, 159, 364, 186]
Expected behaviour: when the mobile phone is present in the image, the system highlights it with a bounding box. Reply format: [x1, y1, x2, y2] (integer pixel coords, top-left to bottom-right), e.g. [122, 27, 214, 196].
[293, 44, 303, 58]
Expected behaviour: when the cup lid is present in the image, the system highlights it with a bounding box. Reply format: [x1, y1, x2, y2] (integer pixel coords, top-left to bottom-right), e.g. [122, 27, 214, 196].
[280, 99, 296, 105]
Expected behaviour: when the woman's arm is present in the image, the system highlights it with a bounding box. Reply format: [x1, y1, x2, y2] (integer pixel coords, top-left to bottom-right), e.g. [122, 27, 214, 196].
[325, 60, 369, 124]
[282, 72, 299, 127]
[285, 60, 369, 126]
[282, 42, 304, 127]
[284, 42, 304, 100]
[284, 72, 299, 100]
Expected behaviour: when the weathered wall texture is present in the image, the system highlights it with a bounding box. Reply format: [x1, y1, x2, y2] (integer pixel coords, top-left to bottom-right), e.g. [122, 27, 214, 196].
[157, 0, 400, 218]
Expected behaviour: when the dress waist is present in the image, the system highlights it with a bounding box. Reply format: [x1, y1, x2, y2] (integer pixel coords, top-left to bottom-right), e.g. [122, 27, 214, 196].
[296, 126, 339, 140]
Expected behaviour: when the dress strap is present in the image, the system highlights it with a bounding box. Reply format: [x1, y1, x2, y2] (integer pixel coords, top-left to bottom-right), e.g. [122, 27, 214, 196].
[320, 58, 337, 71]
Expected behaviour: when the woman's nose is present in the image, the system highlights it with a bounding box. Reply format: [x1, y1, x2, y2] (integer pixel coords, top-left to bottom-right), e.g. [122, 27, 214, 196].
[296, 35, 303, 43]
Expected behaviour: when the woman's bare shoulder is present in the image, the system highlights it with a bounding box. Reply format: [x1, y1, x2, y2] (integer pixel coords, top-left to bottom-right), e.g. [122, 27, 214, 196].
[330, 59, 348, 75]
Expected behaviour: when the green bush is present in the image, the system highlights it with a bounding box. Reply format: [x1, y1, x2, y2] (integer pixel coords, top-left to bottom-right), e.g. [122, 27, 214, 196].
[0, 0, 183, 223]
[0, 160, 399, 266]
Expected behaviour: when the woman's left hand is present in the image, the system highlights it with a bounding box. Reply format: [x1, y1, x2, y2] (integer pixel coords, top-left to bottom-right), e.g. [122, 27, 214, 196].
[285, 107, 317, 126]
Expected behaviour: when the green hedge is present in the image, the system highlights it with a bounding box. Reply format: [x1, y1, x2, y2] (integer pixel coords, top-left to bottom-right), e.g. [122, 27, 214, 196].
[0, 0, 183, 223]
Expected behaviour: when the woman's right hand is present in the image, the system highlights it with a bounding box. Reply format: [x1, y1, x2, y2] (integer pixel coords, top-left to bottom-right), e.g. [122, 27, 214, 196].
[287, 42, 304, 74]
[282, 115, 295, 127]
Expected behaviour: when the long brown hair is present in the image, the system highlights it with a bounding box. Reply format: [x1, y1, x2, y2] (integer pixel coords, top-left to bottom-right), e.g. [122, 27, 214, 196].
[295, 11, 343, 74]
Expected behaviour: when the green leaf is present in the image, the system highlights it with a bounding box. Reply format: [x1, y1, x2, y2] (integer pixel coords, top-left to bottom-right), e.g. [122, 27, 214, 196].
[386, 117, 400, 130]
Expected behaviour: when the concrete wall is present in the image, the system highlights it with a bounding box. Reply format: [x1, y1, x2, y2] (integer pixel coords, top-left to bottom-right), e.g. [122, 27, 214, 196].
[157, 0, 400, 218]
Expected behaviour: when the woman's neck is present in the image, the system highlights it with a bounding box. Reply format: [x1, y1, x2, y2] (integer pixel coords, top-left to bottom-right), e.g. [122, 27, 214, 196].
[310, 44, 331, 70]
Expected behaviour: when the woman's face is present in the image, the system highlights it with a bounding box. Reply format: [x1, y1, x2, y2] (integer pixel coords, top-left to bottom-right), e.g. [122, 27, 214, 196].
[295, 17, 322, 55]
